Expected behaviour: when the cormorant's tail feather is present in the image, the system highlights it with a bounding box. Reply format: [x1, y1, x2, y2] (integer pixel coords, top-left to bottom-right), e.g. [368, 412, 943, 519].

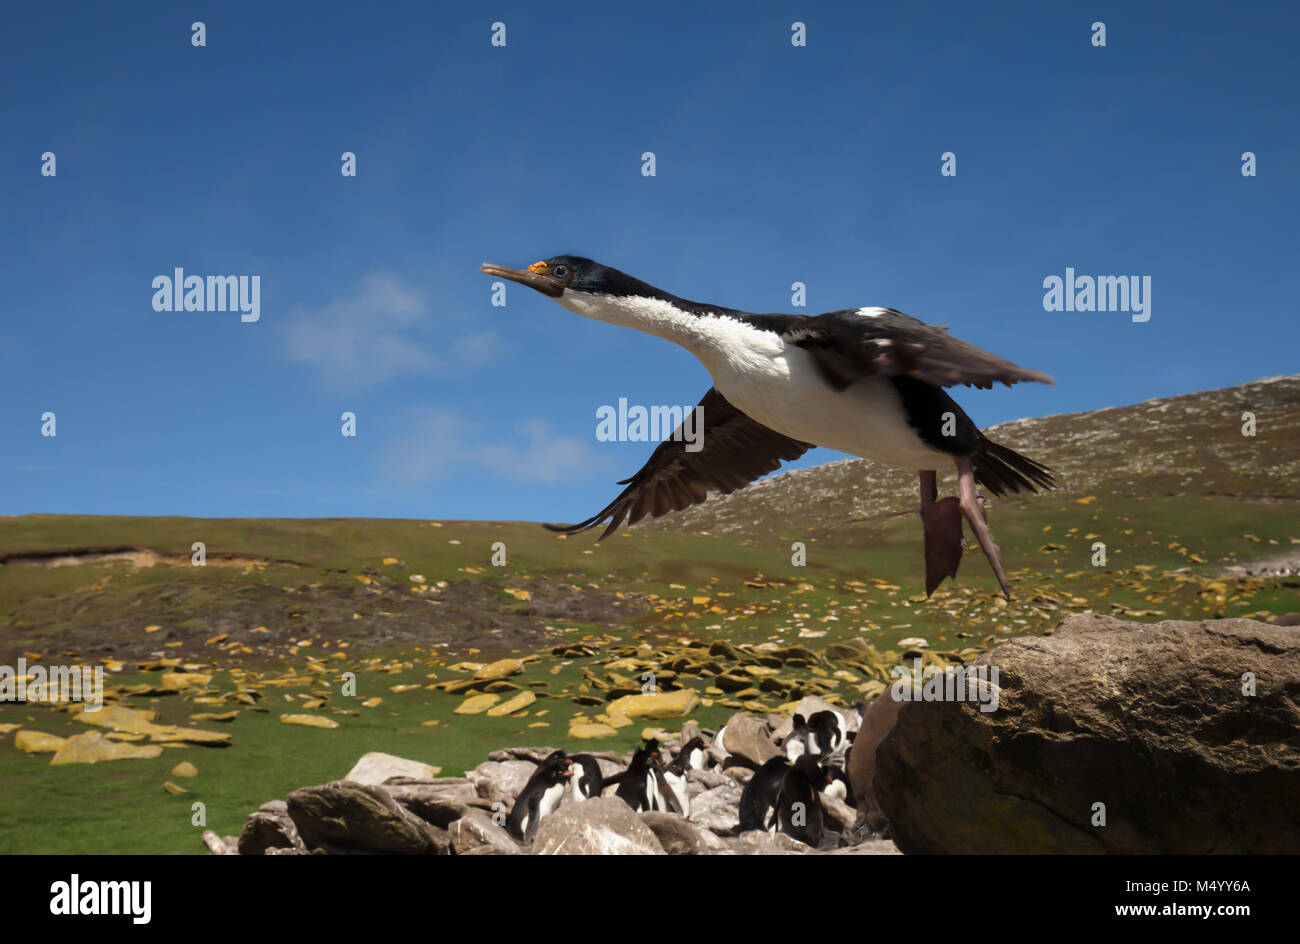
[973, 439, 1056, 497]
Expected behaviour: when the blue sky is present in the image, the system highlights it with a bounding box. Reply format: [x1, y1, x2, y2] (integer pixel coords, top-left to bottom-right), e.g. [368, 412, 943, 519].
[2, 1, 1296, 521]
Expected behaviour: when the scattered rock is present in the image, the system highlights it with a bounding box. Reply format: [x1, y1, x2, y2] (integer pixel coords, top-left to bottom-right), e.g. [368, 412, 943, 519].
[454, 693, 501, 715]
[171, 761, 199, 779]
[50, 731, 164, 765]
[72, 704, 232, 745]
[568, 721, 619, 739]
[14, 730, 66, 754]
[159, 671, 213, 691]
[605, 689, 700, 719]
[280, 714, 338, 729]
[473, 658, 526, 681]
[487, 691, 537, 716]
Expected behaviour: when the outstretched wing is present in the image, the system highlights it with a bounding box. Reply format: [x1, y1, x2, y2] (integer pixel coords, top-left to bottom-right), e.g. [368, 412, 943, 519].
[545, 387, 811, 539]
[781, 307, 1056, 391]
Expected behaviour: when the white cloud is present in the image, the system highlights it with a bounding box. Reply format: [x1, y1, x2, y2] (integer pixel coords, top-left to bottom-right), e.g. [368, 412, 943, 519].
[379, 409, 604, 485]
[282, 273, 501, 388]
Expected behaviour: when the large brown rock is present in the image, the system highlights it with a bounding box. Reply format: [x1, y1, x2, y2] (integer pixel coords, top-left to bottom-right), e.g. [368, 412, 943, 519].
[875, 615, 1300, 853]
[531, 797, 666, 855]
[847, 689, 905, 834]
[467, 759, 537, 807]
[717, 713, 780, 767]
[287, 781, 450, 854]
[383, 777, 486, 828]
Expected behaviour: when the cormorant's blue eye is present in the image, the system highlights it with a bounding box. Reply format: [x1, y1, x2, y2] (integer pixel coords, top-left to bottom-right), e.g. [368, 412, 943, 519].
[553, 265, 569, 278]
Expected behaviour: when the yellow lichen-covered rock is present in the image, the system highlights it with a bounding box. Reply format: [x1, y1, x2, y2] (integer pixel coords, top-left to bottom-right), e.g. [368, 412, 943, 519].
[486, 690, 537, 717]
[453, 693, 501, 715]
[568, 722, 619, 739]
[50, 731, 164, 765]
[362, 697, 383, 708]
[605, 689, 700, 720]
[14, 730, 66, 754]
[599, 711, 633, 729]
[71, 704, 231, 745]
[159, 671, 213, 691]
[71, 704, 159, 731]
[279, 714, 339, 728]
[171, 761, 199, 778]
[473, 658, 525, 681]
[163, 780, 188, 795]
[146, 725, 231, 745]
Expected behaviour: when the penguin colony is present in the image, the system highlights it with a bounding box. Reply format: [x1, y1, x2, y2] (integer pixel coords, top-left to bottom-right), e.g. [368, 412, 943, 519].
[506, 701, 867, 849]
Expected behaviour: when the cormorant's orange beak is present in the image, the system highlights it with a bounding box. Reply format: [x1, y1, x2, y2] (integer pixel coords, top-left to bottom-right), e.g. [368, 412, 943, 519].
[480, 261, 566, 298]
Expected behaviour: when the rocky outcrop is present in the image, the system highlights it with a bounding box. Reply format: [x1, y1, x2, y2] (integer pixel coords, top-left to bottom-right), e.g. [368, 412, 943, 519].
[220, 709, 880, 855]
[874, 615, 1300, 854]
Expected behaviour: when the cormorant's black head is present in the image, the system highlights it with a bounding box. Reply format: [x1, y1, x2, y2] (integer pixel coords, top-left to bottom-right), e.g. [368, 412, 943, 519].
[480, 256, 664, 300]
[479, 255, 593, 298]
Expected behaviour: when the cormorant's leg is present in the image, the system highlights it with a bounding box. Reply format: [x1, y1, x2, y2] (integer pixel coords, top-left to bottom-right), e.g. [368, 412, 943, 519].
[954, 456, 1010, 599]
[919, 470, 963, 596]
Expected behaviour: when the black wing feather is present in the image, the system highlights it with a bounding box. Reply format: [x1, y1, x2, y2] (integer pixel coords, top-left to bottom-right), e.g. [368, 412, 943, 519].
[544, 387, 810, 538]
[784, 308, 1056, 392]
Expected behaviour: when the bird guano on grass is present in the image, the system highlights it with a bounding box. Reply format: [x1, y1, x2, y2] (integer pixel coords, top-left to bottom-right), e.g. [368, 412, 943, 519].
[481, 256, 1056, 598]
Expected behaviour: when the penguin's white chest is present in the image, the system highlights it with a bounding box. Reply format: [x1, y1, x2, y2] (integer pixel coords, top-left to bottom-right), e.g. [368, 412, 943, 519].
[688, 319, 950, 470]
[538, 782, 564, 820]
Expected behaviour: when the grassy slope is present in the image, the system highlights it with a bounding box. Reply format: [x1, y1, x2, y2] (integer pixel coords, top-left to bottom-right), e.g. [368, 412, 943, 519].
[2, 492, 1297, 853]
